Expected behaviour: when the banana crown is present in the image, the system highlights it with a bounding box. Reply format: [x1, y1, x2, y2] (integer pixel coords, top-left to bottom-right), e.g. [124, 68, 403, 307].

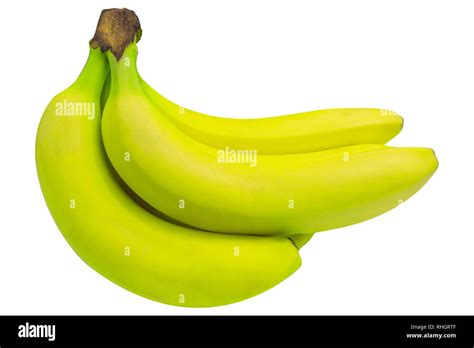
[90, 8, 142, 60]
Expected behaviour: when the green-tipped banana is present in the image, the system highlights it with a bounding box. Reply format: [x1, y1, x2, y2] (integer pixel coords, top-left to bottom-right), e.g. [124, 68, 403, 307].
[36, 45, 301, 307]
[102, 42, 439, 236]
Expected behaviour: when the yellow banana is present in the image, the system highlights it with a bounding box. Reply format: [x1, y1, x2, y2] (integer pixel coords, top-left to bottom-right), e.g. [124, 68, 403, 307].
[36, 45, 301, 307]
[144, 82, 403, 154]
[101, 42, 439, 236]
[99, 57, 403, 155]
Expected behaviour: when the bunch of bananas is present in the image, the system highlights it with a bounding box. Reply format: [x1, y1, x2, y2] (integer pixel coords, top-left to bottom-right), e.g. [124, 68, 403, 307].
[35, 9, 438, 307]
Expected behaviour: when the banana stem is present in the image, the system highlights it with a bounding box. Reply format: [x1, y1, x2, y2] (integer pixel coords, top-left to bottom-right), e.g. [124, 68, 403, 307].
[90, 8, 142, 60]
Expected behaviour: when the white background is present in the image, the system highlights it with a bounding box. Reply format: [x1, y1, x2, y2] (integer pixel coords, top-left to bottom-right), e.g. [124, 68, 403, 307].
[0, 0, 472, 315]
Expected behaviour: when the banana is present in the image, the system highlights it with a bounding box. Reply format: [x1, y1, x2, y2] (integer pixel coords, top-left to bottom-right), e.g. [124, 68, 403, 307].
[102, 42, 439, 236]
[143, 82, 404, 154]
[36, 45, 301, 307]
[101, 74, 404, 154]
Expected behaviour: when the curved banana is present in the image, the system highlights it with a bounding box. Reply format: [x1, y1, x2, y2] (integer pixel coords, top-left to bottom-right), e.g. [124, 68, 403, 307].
[100, 70, 404, 155]
[36, 46, 301, 307]
[144, 82, 403, 154]
[101, 42, 439, 236]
